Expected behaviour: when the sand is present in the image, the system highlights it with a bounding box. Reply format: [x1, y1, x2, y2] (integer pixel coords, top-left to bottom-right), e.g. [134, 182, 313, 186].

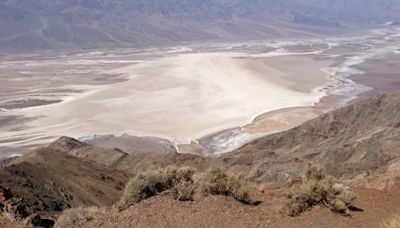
[0, 51, 334, 149]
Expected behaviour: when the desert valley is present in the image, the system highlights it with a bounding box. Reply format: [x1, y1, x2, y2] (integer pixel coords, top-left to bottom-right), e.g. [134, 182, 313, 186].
[1, 27, 400, 157]
[1, 1, 400, 227]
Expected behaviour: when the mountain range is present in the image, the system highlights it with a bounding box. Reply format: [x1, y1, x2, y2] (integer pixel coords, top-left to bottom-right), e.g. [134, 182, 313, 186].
[1, 0, 400, 52]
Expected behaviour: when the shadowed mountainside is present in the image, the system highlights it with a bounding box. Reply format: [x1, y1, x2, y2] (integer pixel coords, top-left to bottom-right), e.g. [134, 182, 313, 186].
[0, 147, 128, 224]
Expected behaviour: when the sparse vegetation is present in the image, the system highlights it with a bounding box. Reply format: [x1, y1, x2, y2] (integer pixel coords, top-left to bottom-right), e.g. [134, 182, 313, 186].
[287, 163, 356, 216]
[54, 207, 104, 228]
[167, 166, 196, 201]
[199, 168, 250, 204]
[117, 166, 196, 211]
[228, 176, 250, 204]
[117, 170, 171, 211]
[117, 167, 252, 211]
[199, 168, 229, 196]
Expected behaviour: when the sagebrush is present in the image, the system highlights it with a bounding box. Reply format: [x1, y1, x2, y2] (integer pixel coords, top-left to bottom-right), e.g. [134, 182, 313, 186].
[199, 168, 250, 204]
[54, 207, 104, 228]
[117, 166, 196, 211]
[287, 163, 356, 216]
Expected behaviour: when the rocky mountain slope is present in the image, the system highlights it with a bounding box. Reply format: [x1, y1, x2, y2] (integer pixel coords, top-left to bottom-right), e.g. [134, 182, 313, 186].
[1, 0, 400, 52]
[228, 92, 400, 182]
[82, 134, 177, 155]
[44, 92, 400, 184]
[67, 92, 400, 184]
[0, 147, 128, 226]
[48, 136, 129, 167]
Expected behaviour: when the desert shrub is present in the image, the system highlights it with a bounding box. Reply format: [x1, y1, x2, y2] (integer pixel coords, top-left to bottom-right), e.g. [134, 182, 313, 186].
[287, 163, 355, 216]
[381, 215, 400, 228]
[304, 162, 325, 181]
[117, 170, 171, 211]
[117, 167, 196, 211]
[54, 207, 104, 228]
[172, 182, 196, 201]
[199, 168, 250, 204]
[199, 168, 230, 196]
[166, 166, 196, 183]
[168, 166, 196, 201]
[228, 176, 250, 204]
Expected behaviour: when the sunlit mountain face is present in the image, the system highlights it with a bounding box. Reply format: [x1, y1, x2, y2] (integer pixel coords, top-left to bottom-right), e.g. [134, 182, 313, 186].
[1, 0, 399, 52]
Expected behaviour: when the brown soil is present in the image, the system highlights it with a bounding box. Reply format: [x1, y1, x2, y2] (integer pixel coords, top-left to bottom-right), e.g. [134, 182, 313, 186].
[0, 215, 28, 228]
[82, 185, 400, 228]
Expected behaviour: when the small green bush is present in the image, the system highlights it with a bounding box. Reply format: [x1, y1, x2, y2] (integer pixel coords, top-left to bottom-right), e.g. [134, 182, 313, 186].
[199, 168, 250, 204]
[287, 163, 356, 216]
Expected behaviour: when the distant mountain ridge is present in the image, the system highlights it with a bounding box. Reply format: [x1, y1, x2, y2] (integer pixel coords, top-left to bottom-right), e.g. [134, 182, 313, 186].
[1, 0, 400, 52]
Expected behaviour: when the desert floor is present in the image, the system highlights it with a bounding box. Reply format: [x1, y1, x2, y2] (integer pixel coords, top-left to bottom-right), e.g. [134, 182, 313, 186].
[0, 28, 399, 156]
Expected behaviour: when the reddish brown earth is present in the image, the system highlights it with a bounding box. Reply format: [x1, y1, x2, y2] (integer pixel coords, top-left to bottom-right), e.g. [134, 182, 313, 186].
[0, 216, 26, 228]
[81, 184, 400, 228]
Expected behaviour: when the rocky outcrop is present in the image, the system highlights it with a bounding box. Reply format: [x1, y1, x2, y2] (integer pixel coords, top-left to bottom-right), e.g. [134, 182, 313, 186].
[48, 136, 88, 153]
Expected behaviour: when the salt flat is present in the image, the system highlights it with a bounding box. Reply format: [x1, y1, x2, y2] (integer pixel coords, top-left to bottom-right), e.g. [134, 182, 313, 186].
[1, 51, 333, 148]
[1, 27, 400, 155]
